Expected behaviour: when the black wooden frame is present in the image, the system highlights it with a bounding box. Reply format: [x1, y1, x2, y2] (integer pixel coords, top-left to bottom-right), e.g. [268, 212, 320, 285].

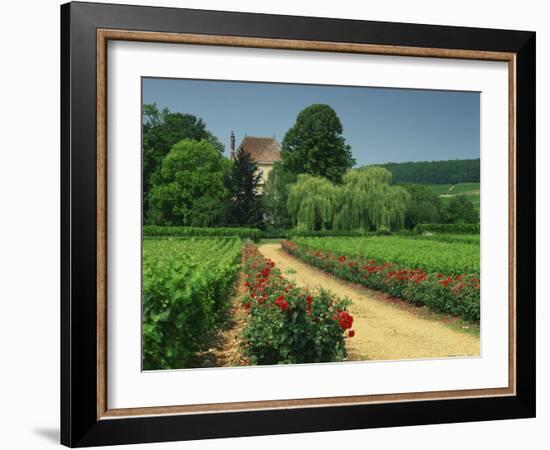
[61, 1, 536, 447]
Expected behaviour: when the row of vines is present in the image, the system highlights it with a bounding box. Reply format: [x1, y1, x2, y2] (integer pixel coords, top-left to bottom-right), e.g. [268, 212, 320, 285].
[282, 237, 480, 322]
[291, 236, 479, 274]
[142, 237, 241, 370]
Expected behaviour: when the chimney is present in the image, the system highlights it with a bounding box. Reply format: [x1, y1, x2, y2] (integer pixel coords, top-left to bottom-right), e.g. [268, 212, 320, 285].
[230, 131, 235, 159]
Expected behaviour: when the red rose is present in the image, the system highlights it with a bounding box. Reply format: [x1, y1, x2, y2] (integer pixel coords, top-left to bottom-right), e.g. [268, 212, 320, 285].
[306, 295, 314, 305]
[348, 330, 355, 338]
[275, 296, 289, 311]
[336, 311, 353, 329]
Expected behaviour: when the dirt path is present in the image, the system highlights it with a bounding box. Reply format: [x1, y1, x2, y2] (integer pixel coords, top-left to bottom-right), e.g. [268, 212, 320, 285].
[195, 264, 249, 368]
[258, 244, 480, 361]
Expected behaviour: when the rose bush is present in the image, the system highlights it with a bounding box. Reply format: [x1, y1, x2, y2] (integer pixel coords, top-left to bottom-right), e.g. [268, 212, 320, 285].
[281, 240, 480, 322]
[241, 245, 354, 365]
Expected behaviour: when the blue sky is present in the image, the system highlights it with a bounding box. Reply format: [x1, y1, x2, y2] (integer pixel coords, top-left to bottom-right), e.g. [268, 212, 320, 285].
[142, 78, 480, 166]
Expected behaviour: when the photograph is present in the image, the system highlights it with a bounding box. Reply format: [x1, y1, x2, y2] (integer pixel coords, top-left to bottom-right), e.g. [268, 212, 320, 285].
[141, 78, 481, 371]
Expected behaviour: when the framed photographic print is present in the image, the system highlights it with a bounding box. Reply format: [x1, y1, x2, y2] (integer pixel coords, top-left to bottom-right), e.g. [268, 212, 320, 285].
[60, 1, 536, 447]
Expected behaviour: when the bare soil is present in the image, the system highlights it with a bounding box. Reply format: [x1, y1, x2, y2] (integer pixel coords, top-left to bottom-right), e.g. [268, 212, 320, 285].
[195, 263, 249, 367]
[258, 243, 480, 362]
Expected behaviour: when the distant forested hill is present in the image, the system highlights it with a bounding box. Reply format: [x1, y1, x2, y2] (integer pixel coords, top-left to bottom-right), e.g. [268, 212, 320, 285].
[379, 159, 480, 184]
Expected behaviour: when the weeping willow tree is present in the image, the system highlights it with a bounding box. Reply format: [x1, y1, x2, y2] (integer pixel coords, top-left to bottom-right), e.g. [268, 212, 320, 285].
[288, 167, 409, 232]
[333, 167, 409, 231]
[287, 174, 338, 231]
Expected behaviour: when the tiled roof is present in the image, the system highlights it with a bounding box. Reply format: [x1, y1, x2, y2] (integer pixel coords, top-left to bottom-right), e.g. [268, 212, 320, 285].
[237, 136, 281, 164]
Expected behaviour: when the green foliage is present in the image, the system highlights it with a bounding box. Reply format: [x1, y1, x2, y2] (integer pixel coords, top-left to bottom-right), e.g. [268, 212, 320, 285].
[281, 104, 355, 183]
[142, 238, 241, 370]
[224, 147, 264, 227]
[401, 184, 478, 229]
[286, 229, 369, 239]
[415, 223, 480, 234]
[425, 183, 480, 213]
[404, 233, 480, 245]
[287, 174, 338, 231]
[287, 167, 409, 232]
[293, 236, 479, 274]
[142, 104, 224, 214]
[143, 226, 262, 241]
[441, 195, 479, 224]
[401, 183, 443, 229]
[241, 245, 352, 365]
[147, 139, 230, 226]
[282, 239, 480, 322]
[263, 162, 298, 229]
[333, 167, 409, 231]
[379, 158, 480, 184]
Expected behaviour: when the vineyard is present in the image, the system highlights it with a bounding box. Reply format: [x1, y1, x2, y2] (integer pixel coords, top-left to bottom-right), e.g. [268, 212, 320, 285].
[142, 237, 355, 369]
[142, 233, 480, 369]
[139, 90, 482, 368]
[142, 237, 241, 370]
[282, 235, 480, 322]
[291, 236, 479, 274]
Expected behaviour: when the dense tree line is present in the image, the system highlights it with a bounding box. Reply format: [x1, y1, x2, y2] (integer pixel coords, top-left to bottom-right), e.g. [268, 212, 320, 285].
[379, 159, 480, 185]
[402, 184, 478, 229]
[143, 104, 263, 228]
[143, 102, 478, 231]
[142, 103, 224, 216]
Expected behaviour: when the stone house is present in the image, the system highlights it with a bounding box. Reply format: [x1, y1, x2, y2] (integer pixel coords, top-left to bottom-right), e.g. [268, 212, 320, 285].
[230, 131, 281, 189]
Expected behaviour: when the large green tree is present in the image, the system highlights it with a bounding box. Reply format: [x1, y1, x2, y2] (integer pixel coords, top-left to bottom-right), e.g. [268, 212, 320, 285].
[224, 147, 264, 227]
[287, 167, 409, 232]
[263, 162, 298, 229]
[281, 104, 355, 183]
[332, 167, 409, 231]
[441, 195, 479, 224]
[287, 174, 338, 231]
[147, 139, 230, 226]
[402, 184, 443, 229]
[142, 104, 224, 214]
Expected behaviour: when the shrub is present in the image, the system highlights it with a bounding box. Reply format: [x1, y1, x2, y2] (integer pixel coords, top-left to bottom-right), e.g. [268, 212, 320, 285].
[241, 245, 354, 365]
[286, 229, 370, 239]
[143, 226, 262, 242]
[414, 223, 480, 235]
[261, 228, 289, 239]
[282, 240, 480, 322]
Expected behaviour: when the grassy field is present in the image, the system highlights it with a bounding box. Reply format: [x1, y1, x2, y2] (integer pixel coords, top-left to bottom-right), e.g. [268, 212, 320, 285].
[426, 182, 480, 211]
